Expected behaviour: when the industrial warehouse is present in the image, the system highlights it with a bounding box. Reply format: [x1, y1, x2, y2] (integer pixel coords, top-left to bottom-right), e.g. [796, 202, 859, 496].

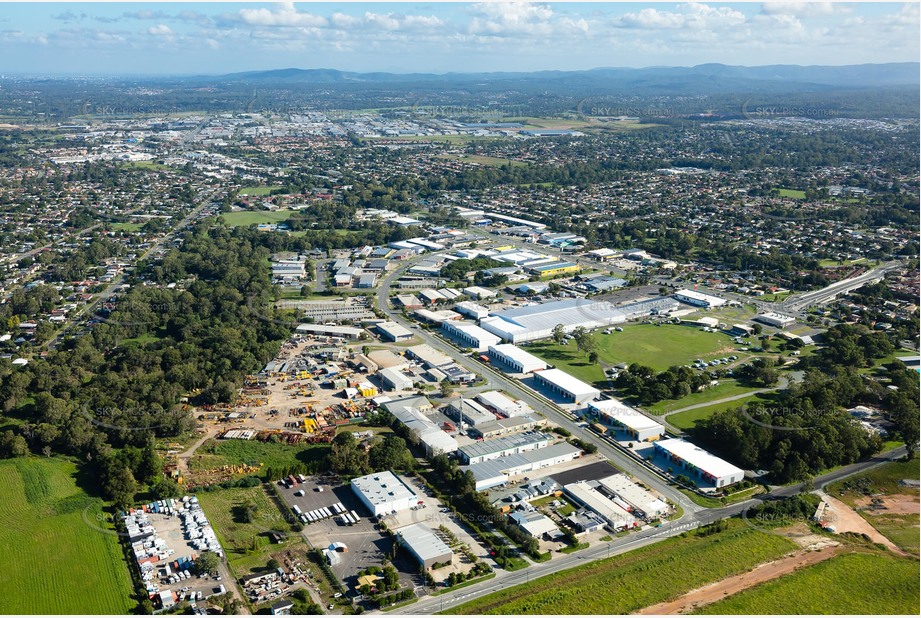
[394, 523, 453, 569]
[441, 320, 502, 351]
[459, 430, 555, 465]
[587, 399, 664, 441]
[351, 471, 419, 517]
[461, 441, 584, 490]
[532, 368, 601, 404]
[487, 343, 549, 373]
[653, 438, 745, 489]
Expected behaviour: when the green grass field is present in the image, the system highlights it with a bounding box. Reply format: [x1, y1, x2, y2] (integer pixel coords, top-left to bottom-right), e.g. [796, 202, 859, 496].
[448, 520, 796, 614]
[197, 484, 305, 574]
[111, 222, 145, 232]
[528, 324, 739, 377]
[644, 378, 765, 415]
[694, 552, 920, 615]
[220, 209, 299, 227]
[188, 438, 330, 472]
[0, 458, 135, 614]
[438, 154, 527, 167]
[239, 186, 283, 196]
[666, 392, 778, 430]
[774, 188, 807, 199]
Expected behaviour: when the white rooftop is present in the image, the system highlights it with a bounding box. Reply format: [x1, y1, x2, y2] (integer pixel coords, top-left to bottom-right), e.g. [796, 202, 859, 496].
[395, 523, 453, 561]
[588, 399, 663, 432]
[655, 438, 744, 479]
[351, 471, 417, 507]
[534, 368, 600, 398]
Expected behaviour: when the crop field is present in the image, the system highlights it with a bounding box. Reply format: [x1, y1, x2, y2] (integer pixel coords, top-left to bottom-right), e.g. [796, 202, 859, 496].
[220, 209, 299, 227]
[0, 458, 135, 614]
[448, 520, 796, 615]
[694, 552, 920, 615]
[197, 484, 304, 574]
[188, 438, 330, 473]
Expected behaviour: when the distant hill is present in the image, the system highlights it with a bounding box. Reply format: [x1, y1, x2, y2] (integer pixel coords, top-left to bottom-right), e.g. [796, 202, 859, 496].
[208, 63, 920, 91]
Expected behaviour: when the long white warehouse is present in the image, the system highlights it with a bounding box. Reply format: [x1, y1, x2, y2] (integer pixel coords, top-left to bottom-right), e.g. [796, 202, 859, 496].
[674, 289, 726, 308]
[442, 321, 502, 352]
[533, 368, 601, 404]
[587, 399, 663, 441]
[653, 438, 744, 489]
[487, 344, 549, 373]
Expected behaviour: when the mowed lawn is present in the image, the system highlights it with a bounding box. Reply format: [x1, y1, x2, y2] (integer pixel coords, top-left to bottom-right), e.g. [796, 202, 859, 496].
[220, 209, 299, 227]
[239, 185, 283, 196]
[527, 324, 738, 379]
[0, 458, 135, 614]
[188, 438, 330, 472]
[665, 392, 779, 430]
[448, 520, 796, 615]
[694, 552, 920, 615]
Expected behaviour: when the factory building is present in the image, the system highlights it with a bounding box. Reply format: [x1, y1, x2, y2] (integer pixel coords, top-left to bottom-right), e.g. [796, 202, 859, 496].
[351, 471, 418, 517]
[446, 399, 496, 427]
[509, 511, 563, 540]
[475, 390, 535, 418]
[458, 430, 554, 465]
[461, 441, 583, 490]
[295, 324, 365, 339]
[487, 344, 549, 373]
[587, 399, 663, 441]
[441, 321, 502, 352]
[471, 416, 543, 440]
[383, 397, 458, 457]
[596, 474, 669, 519]
[376, 321, 414, 342]
[674, 289, 727, 308]
[654, 438, 744, 489]
[395, 523, 453, 569]
[378, 367, 413, 392]
[533, 368, 601, 404]
[479, 298, 627, 343]
[755, 312, 796, 328]
[563, 480, 638, 530]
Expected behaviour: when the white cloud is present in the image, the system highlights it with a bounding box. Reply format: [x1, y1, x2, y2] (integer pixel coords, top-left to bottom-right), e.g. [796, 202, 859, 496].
[238, 4, 328, 28]
[615, 3, 746, 30]
[761, 3, 849, 18]
[148, 24, 173, 37]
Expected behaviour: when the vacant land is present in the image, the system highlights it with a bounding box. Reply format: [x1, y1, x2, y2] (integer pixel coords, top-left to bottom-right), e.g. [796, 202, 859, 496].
[220, 209, 299, 227]
[111, 222, 145, 232]
[826, 459, 920, 555]
[646, 378, 765, 416]
[438, 154, 527, 167]
[239, 185, 283, 196]
[197, 483, 304, 574]
[188, 438, 330, 473]
[666, 392, 776, 430]
[694, 552, 920, 615]
[448, 520, 796, 614]
[0, 458, 135, 614]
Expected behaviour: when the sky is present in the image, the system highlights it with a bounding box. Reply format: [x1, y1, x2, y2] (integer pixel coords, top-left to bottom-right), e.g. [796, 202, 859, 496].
[0, 2, 918, 75]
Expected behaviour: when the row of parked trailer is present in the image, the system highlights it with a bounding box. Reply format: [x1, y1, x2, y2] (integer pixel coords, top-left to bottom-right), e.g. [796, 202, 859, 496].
[292, 502, 360, 525]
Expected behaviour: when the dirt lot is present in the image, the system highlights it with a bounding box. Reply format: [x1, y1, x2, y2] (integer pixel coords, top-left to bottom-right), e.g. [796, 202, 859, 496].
[775, 522, 839, 551]
[817, 492, 908, 556]
[635, 545, 842, 615]
[855, 494, 920, 515]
